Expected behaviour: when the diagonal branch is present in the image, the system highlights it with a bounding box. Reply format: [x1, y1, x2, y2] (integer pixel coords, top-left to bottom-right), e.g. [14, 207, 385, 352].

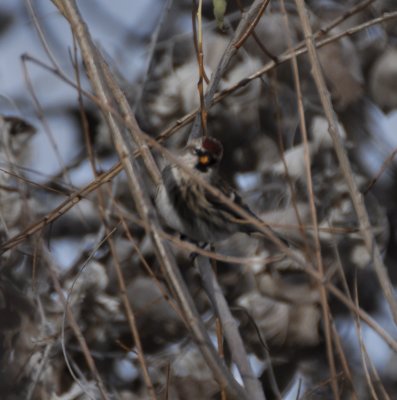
[197, 256, 266, 400]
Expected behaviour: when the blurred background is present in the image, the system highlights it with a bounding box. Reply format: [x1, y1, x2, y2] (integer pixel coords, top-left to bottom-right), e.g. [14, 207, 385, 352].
[1, 1, 397, 399]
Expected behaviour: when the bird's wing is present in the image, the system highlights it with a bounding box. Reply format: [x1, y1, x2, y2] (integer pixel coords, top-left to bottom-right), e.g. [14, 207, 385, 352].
[204, 177, 260, 226]
[206, 177, 292, 246]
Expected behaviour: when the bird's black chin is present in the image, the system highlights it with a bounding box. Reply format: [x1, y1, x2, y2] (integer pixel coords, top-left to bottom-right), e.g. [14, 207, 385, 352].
[195, 163, 210, 173]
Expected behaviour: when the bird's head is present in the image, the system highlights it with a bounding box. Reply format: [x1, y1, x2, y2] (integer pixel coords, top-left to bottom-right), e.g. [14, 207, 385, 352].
[182, 137, 223, 173]
[0, 116, 36, 160]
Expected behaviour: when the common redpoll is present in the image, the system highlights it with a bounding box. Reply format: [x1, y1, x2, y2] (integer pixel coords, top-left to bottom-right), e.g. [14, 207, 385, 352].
[155, 137, 276, 243]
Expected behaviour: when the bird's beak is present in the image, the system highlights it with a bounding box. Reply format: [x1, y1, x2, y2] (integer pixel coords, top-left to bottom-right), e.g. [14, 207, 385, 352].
[199, 154, 210, 166]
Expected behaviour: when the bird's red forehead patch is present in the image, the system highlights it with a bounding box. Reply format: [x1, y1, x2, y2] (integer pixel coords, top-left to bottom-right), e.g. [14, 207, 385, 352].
[202, 137, 223, 157]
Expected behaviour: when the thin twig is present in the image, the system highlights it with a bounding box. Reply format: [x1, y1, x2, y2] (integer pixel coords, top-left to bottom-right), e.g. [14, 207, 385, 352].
[194, 0, 208, 136]
[26, 343, 53, 400]
[315, 0, 375, 38]
[234, 0, 270, 49]
[364, 147, 397, 194]
[133, 0, 174, 113]
[353, 277, 381, 400]
[25, 0, 64, 73]
[21, 58, 72, 186]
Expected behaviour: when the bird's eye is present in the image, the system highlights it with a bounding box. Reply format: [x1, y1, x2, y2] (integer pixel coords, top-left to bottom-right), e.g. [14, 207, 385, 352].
[193, 148, 200, 155]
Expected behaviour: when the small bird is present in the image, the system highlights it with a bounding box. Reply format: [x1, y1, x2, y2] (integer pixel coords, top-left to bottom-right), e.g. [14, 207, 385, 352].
[155, 136, 277, 243]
